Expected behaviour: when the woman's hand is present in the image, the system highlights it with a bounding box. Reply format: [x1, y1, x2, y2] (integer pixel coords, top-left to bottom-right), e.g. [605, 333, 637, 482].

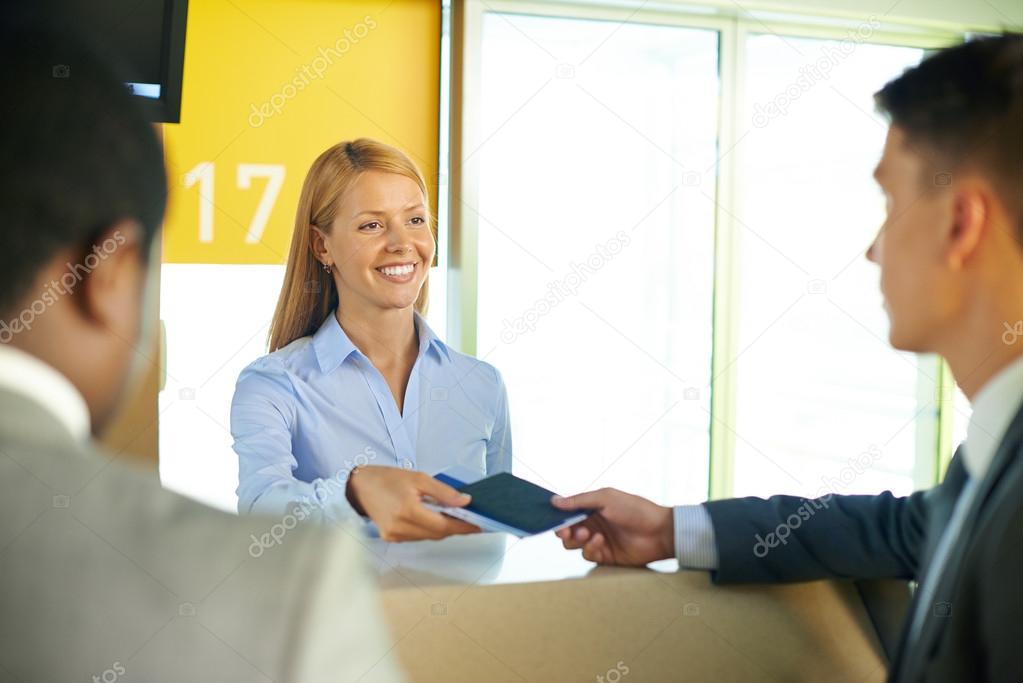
[346, 465, 481, 541]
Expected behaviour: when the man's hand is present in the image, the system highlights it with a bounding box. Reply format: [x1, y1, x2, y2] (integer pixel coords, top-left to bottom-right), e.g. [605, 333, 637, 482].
[552, 488, 674, 566]
[346, 466, 481, 541]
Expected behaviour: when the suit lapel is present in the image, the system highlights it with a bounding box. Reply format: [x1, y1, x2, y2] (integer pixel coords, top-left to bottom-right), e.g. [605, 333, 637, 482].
[888, 451, 966, 679]
[0, 388, 104, 494]
[0, 387, 83, 451]
[919, 453, 968, 571]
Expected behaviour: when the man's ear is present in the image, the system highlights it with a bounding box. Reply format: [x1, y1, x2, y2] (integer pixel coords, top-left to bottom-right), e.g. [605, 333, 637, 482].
[947, 182, 989, 271]
[74, 220, 145, 335]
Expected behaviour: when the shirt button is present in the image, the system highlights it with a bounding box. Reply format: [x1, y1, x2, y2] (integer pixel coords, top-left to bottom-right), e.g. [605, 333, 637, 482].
[402, 459, 414, 470]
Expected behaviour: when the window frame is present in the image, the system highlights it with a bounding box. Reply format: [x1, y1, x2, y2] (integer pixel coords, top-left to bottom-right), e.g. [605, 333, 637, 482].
[447, 0, 967, 498]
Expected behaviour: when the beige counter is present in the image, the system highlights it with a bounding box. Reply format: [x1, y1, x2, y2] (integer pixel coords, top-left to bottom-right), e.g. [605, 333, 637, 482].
[362, 532, 889, 682]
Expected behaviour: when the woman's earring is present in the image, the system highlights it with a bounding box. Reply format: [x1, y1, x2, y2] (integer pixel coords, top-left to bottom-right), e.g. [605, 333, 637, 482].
[323, 262, 331, 273]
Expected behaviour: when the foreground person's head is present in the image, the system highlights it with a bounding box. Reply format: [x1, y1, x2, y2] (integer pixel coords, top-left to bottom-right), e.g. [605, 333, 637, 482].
[0, 23, 167, 433]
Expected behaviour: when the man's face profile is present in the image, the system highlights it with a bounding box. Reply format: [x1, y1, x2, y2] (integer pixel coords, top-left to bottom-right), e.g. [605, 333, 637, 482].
[867, 126, 959, 354]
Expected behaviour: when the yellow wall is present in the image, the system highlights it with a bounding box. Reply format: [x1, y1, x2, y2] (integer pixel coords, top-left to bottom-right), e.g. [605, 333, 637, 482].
[162, 0, 441, 264]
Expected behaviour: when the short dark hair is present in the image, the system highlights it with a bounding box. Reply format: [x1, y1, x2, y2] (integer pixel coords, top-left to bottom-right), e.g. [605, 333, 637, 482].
[0, 20, 166, 318]
[875, 33, 1023, 234]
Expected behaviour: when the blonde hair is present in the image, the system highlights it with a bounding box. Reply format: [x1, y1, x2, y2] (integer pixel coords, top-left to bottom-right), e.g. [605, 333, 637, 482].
[268, 138, 432, 352]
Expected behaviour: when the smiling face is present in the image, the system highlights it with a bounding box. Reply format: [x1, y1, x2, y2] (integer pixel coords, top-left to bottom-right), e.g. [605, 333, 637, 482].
[866, 126, 962, 353]
[314, 169, 434, 315]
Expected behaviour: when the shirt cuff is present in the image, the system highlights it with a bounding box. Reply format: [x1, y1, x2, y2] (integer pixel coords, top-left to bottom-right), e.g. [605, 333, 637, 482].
[277, 480, 367, 529]
[673, 504, 719, 570]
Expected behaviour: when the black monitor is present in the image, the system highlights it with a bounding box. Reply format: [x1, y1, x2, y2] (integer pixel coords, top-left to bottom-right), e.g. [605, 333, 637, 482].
[20, 0, 189, 123]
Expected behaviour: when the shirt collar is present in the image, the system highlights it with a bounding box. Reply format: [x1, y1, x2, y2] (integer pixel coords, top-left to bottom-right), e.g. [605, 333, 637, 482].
[312, 310, 451, 374]
[312, 311, 359, 374]
[965, 354, 1023, 480]
[415, 311, 452, 364]
[0, 344, 91, 442]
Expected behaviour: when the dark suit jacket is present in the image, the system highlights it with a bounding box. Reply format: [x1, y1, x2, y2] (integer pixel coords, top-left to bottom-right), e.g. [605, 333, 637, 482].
[704, 403, 1023, 682]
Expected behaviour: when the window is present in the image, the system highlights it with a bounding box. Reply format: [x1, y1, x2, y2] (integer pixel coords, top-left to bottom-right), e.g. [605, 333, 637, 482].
[475, 13, 720, 504]
[730, 35, 929, 499]
[461, 3, 961, 503]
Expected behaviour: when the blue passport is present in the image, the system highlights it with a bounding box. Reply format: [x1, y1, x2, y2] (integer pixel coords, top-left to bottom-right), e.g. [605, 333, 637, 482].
[424, 471, 593, 537]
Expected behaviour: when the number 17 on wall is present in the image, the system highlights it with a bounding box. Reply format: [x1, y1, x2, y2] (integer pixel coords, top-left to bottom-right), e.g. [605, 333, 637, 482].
[181, 162, 285, 245]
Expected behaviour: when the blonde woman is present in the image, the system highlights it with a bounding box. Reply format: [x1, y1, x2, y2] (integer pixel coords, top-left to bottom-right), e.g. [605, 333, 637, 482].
[231, 139, 512, 541]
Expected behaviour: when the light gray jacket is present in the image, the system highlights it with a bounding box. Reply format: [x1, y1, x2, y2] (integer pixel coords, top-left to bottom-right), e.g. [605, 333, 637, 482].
[0, 388, 404, 683]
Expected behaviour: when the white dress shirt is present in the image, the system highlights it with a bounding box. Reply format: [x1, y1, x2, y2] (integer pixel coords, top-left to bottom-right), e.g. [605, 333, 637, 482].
[961, 353, 1023, 479]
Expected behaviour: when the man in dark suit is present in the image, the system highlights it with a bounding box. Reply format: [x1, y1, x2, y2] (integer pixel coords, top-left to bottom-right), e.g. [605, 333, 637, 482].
[553, 33, 1023, 682]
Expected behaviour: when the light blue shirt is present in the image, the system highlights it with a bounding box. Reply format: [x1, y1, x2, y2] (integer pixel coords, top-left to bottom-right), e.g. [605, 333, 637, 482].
[231, 311, 512, 526]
